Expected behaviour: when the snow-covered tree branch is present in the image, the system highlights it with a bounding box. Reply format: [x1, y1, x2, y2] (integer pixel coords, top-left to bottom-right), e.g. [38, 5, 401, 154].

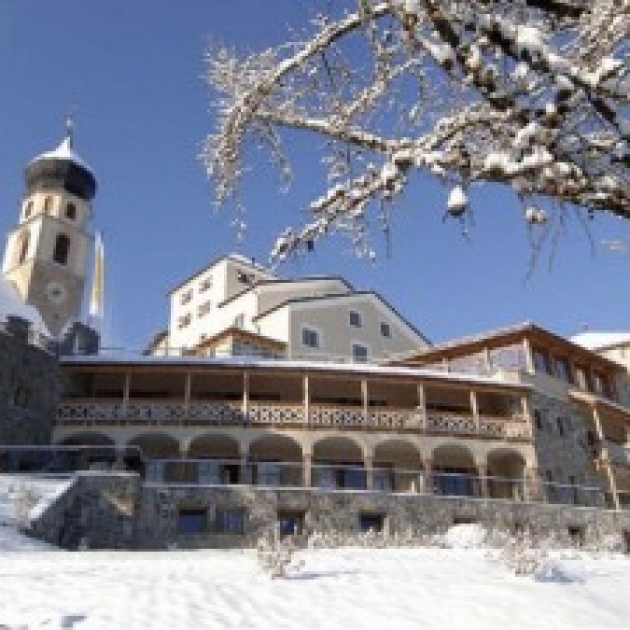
[203, 0, 629, 260]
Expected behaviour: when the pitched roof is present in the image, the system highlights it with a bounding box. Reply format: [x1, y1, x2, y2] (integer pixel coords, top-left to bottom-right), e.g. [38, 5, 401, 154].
[252, 291, 431, 346]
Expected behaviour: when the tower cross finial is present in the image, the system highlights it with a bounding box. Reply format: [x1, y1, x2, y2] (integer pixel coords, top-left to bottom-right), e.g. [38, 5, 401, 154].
[65, 110, 76, 149]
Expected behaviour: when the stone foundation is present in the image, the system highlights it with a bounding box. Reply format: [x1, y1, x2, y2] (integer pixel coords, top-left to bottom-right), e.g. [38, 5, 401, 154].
[28, 473, 630, 551]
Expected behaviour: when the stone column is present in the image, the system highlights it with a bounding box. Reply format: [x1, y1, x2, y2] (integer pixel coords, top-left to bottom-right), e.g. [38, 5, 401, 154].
[303, 452, 313, 488]
[477, 462, 489, 498]
[422, 458, 433, 495]
[524, 467, 542, 502]
[365, 453, 374, 491]
[239, 443, 250, 485]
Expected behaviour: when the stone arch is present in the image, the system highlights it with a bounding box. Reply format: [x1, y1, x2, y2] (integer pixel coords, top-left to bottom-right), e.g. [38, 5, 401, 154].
[486, 448, 527, 500]
[373, 438, 423, 493]
[57, 432, 115, 447]
[188, 433, 241, 459]
[127, 432, 180, 459]
[312, 435, 365, 490]
[249, 433, 303, 462]
[248, 433, 303, 487]
[431, 442, 478, 497]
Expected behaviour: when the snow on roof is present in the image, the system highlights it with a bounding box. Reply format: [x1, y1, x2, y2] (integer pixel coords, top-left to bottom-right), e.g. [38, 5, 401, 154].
[570, 331, 630, 351]
[0, 277, 48, 334]
[29, 136, 94, 175]
[60, 354, 530, 390]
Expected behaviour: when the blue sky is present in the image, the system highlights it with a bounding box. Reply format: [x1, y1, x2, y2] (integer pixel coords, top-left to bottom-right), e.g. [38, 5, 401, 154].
[1, 1, 628, 351]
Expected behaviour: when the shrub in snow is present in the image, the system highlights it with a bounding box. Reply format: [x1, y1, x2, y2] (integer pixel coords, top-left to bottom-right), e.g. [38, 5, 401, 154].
[12, 484, 40, 531]
[497, 528, 553, 578]
[256, 528, 301, 579]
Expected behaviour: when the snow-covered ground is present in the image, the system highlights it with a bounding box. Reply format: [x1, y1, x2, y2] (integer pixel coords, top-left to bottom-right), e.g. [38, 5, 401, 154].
[1, 520, 630, 629]
[2, 477, 630, 628]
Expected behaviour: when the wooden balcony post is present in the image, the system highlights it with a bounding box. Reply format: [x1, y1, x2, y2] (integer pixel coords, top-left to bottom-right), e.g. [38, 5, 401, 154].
[523, 338, 535, 374]
[417, 383, 427, 430]
[303, 375, 310, 426]
[122, 371, 131, 415]
[361, 379, 369, 425]
[242, 371, 250, 422]
[470, 390, 480, 432]
[593, 407, 621, 510]
[183, 372, 192, 421]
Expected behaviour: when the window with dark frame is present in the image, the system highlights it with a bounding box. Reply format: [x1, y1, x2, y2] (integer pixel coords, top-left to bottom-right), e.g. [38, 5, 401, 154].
[53, 234, 70, 265]
[302, 327, 319, 348]
[349, 310, 362, 328]
[359, 512, 385, 533]
[65, 203, 77, 220]
[177, 508, 207, 534]
[215, 508, 246, 534]
[352, 343, 368, 363]
[380, 322, 391, 338]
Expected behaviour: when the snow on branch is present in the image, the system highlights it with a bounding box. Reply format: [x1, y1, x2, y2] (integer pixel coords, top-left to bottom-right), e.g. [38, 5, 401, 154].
[203, 0, 630, 260]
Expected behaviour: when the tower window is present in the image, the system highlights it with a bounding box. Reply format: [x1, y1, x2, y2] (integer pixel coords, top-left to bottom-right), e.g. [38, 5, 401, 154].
[349, 310, 362, 328]
[23, 200, 34, 219]
[43, 196, 54, 214]
[17, 231, 30, 265]
[65, 203, 77, 220]
[53, 234, 71, 265]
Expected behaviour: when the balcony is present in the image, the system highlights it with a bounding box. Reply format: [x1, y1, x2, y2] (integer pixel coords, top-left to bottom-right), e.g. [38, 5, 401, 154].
[56, 400, 531, 441]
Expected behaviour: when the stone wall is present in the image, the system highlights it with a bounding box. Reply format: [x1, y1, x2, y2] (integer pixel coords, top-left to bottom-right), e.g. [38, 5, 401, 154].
[26, 473, 630, 550]
[530, 392, 602, 491]
[134, 484, 630, 550]
[0, 318, 60, 446]
[29, 472, 141, 549]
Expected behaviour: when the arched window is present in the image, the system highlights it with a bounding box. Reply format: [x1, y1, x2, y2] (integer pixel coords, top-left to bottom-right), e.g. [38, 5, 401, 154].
[43, 196, 54, 214]
[66, 202, 77, 220]
[17, 231, 30, 265]
[53, 234, 70, 265]
[23, 200, 34, 220]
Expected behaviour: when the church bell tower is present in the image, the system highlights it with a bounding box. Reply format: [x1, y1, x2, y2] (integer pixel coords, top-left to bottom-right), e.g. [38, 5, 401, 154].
[2, 121, 97, 336]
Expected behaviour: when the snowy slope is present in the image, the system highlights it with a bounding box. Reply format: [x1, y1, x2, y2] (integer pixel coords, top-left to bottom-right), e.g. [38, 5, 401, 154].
[1, 535, 630, 628]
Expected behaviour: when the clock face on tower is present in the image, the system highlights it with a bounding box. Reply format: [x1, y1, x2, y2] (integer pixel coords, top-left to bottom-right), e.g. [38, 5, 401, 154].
[44, 281, 68, 305]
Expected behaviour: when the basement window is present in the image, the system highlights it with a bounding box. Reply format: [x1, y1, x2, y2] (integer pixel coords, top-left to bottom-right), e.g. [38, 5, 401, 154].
[215, 508, 246, 535]
[359, 512, 385, 533]
[567, 525, 585, 547]
[177, 508, 207, 534]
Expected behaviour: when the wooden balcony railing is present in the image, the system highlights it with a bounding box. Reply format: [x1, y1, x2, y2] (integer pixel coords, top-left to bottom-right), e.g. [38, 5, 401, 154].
[56, 399, 531, 441]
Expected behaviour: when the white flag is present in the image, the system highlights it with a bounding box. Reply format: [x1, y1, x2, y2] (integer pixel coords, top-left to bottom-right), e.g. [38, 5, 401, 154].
[89, 231, 105, 318]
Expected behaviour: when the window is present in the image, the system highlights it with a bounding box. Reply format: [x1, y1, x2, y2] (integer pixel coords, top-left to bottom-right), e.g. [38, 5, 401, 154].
[277, 510, 305, 537]
[556, 417, 564, 437]
[574, 365, 589, 390]
[65, 202, 77, 220]
[199, 275, 213, 292]
[53, 234, 70, 265]
[352, 343, 369, 363]
[215, 508, 246, 534]
[380, 322, 391, 338]
[43, 196, 54, 214]
[359, 512, 385, 533]
[180, 289, 193, 305]
[567, 526, 585, 547]
[349, 310, 362, 328]
[17, 231, 30, 265]
[553, 356, 572, 382]
[197, 301, 212, 317]
[534, 409, 543, 431]
[237, 270, 254, 284]
[177, 508, 207, 534]
[23, 200, 33, 219]
[532, 348, 549, 374]
[592, 372, 610, 398]
[302, 327, 320, 348]
[177, 314, 191, 329]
